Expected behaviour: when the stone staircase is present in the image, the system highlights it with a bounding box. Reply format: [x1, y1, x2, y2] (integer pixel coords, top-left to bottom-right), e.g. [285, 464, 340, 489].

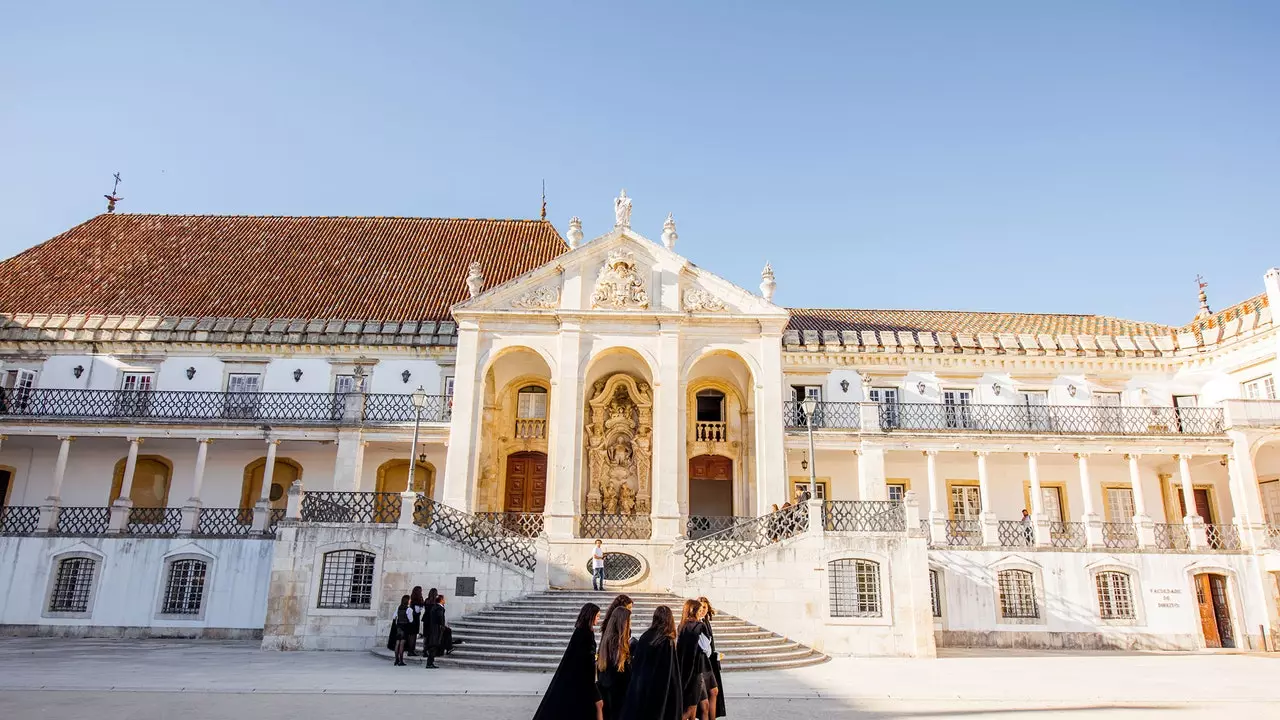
[371, 590, 827, 671]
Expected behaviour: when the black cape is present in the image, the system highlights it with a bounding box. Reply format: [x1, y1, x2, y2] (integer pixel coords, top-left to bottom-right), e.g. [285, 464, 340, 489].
[533, 625, 601, 720]
[598, 637, 636, 720]
[675, 621, 710, 710]
[705, 621, 726, 717]
[619, 627, 682, 720]
[424, 603, 447, 650]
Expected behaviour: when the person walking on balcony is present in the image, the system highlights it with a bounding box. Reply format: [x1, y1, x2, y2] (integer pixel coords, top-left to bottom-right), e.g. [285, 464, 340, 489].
[1021, 509, 1034, 545]
[620, 606, 682, 720]
[532, 602, 603, 720]
[592, 539, 606, 591]
[392, 594, 413, 666]
[597, 606, 634, 720]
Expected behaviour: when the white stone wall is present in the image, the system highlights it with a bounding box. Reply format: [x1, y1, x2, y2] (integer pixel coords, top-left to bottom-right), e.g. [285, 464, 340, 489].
[0, 535, 274, 637]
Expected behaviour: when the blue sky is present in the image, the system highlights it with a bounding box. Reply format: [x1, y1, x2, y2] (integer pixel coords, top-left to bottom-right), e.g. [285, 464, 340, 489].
[1, 1, 1276, 325]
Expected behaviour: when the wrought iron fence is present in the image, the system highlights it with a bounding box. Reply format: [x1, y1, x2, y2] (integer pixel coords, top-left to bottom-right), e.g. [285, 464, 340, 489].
[1267, 525, 1280, 551]
[579, 514, 652, 540]
[1153, 523, 1190, 550]
[0, 505, 40, 535]
[193, 507, 259, 537]
[998, 520, 1036, 547]
[268, 508, 286, 536]
[1049, 521, 1086, 548]
[944, 519, 982, 547]
[413, 497, 535, 571]
[880, 402, 1224, 436]
[822, 501, 905, 532]
[361, 394, 452, 424]
[0, 388, 350, 424]
[1102, 522, 1138, 549]
[300, 492, 400, 523]
[685, 515, 750, 539]
[53, 506, 110, 536]
[475, 512, 545, 537]
[124, 507, 183, 536]
[1205, 523, 1241, 551]
[684, 503, 810, 575]
[782, 401, 861, 430]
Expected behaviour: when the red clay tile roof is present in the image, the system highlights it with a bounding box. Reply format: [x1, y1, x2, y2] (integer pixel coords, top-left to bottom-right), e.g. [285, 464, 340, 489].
[1181, 292, 1269, 333]
[0, 214, 567, 322]
[786, 307, 1175, 336]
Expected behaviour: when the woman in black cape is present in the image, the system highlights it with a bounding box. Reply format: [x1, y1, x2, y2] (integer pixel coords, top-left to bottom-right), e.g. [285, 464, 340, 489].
[422, 593, 446, 669]
[406, 586, 426, 657]
[675, 600, 710, 720]
[596, 606, 634, 720]
[697, 597, 725, 718]
[532, 602, 603, 720]
[619, 606, 682, 720]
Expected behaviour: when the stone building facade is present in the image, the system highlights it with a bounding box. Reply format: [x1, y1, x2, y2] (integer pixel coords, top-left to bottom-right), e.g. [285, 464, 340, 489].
[1, 194, 1278, 656]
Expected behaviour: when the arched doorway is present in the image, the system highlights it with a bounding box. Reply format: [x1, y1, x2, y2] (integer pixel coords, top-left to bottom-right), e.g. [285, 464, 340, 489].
[241, 457, 302, 524]
[1194, 572, 1235, 648]
[375, 459, 435, 496]
[503, 451, 547, 515]
[110, 456, 173, 508]
[689, 454, 734, 519]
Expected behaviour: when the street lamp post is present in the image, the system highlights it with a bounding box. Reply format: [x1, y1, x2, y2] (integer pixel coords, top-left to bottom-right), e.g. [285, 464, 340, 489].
[408, 386, 428, 496]
[801, 396, 818, 491]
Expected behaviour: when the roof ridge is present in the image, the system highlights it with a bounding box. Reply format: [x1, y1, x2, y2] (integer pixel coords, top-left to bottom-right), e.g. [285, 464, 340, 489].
[99, 213, 552, 223]
[788, 306, 1171, 325]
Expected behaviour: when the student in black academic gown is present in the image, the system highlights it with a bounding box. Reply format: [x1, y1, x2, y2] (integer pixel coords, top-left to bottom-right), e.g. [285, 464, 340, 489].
[423, 593, 447, 669]
[676, 600, 711, 720]
[406, 586, 426, 657]
[532, 602, 603, 720]
[597, 606, 634, 720]
[392, 594, 413, 666]
[601, 593, 633, 630]
[696, 598, 725, 718]
[619, 606, 682, 720]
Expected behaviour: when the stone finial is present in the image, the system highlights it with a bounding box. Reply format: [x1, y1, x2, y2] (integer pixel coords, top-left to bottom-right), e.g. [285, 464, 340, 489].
[466, 261, 485, 298]
[567, 216, 584, 249]
[661, 213, 677, 250]
[760, 261, 776, 301]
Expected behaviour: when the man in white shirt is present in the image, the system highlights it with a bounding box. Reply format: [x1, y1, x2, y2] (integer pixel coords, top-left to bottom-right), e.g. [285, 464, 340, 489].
[592, 539, 605, 591]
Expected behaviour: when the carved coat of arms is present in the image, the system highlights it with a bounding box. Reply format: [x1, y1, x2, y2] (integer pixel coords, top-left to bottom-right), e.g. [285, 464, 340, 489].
[591, 250, 650, 309]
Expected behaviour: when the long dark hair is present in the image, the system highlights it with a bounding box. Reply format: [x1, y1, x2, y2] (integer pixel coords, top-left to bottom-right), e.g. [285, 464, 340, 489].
[697, 596, 715, 623]
[411, 586, 425, 606]
[597, 607, 632, 672]
[650, 605, 677, 640]
[398, 594, 410, 610]
[680, 598, 703, 627]
[426, 587, 438, 606]
[575, 602, 600, 631]
[601, 594, 633, 628]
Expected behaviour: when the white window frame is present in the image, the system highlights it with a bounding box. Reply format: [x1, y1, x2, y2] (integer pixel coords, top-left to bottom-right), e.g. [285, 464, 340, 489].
[308, 543, 381, 617]
[991, 561, 1046, 627]
[942, 389, 975, 429]
[1242, 375, 1276, 400]
[1104, 486, 1135, 524]
[928, 567, 945, 623]
[793, 480, 827, 501]
[1089, 563, 1145, 626]
[516, 385, 548, 420]
[43, 550, 103, 619]
[887, 483, 907, 503]
[825, 554, 891, 626]
[334, 374, 357, 394]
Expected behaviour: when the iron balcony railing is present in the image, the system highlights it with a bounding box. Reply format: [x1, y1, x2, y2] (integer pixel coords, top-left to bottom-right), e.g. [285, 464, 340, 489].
[0, 388, 452, 426]
[684, 504, 810, 575]
[579, 513, 653, 540]
[0, 506, 40, 535]
[782, 400, 861, 430]
[1153, 523, 1189, 550]
[414, 497, 536, 571]
[998, 520, 1036, 547]
[474, 511, 545, 538]
[1102, 522, 1138, 549]
[822, 501, 905, 532]
[300, 491, 400, 523]
[880, 402, 1224, 436]
[686, 515, 750, 539]
[1205, 523, 1242, 551]
[944, 519, 982, 547]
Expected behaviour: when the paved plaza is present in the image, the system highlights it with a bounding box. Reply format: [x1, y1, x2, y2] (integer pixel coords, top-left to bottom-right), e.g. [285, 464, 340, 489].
[0, 639, 1277, 719]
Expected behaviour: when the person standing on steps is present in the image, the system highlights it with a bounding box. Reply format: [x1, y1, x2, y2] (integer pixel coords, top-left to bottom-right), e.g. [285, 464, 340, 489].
[392, 594, 413, 666]
[532, 602, 604, 720]
[597, 606, 634, 720]
[619, 606, 682, 720]
[592, 539, 606, 591]
[696, 597, 725, 718]
[676, 599, 711, 720]
[423, 592, 447, 669]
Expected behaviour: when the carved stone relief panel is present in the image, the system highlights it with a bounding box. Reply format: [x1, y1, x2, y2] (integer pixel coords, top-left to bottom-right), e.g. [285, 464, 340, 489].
[591, 250, 650, 309]
[585, 373, 653, 515]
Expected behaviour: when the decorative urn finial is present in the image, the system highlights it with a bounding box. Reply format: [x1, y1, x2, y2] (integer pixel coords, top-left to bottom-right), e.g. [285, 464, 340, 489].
[760, 261, 776, 301]
[614, 189, 633, 228]
[567, 216, 584, 249]
[466, 261, 485, 298]
[661, 212, 677, 250]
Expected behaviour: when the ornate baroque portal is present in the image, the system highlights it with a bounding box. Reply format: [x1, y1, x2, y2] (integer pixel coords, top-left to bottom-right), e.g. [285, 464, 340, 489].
[585, 374, 653, 516]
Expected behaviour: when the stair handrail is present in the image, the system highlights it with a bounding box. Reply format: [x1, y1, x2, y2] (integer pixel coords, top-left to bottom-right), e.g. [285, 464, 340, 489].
[412, 495, 536, 571]
[683, 503, 810, 576]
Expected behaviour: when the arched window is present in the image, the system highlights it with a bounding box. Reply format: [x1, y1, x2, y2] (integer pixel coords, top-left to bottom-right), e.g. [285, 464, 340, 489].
[317, 550, 375, 610]
[829, 559, 881, 617]
[929, 569, 943, 618]
[161, 559, 209, 616]
[374, 459, 435, 496]
[109, 456, 173, 508]
[997, 569, 1039, 619]
[240, 457, 302, 521]
[1095, 571, 1135, 620]
[696, 389, 726, 423]
[49, 557, 96, 613]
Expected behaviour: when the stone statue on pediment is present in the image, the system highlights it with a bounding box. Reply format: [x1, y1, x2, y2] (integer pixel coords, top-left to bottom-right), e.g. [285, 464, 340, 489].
[614, 189, 632, 228]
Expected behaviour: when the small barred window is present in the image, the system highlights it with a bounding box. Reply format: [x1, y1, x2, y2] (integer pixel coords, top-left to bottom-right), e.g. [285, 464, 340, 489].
[929, 569, 942, 618]
[162, 559, 208, 615]
[49, 557, 96, 613]
[997, 569, 1039, 619]
[1096, 571, 1135, 620]
[829, 559, 881, 617]
[317, 550, 375, 609]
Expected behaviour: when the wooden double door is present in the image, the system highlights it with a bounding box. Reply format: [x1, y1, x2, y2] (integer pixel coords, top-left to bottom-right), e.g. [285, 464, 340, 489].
[503, 452, 547, 514]
[1194, 573, 1234, 648]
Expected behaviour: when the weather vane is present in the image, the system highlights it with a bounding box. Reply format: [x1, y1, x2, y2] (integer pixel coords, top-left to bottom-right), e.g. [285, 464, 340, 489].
[104, 172, 123, 213]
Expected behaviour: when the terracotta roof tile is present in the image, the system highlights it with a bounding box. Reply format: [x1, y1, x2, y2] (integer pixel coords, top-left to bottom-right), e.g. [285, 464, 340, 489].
[786, 307, 1175, 337]
[0, 214, 567, 322]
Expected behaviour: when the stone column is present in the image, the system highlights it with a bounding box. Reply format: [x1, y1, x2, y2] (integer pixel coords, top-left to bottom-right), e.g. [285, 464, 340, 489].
[108, 437, 143, 532]
[925, 450, 945, 544]
[976, 452, 998, 545]
[1075, 452, 1103, 547]
[544, 321, 583, 540]
[331, 430, 365, 491]
[651, 321, 682, 540]
[1127, 453, 1155, 547]
[253, 439, 280, 531]
[180, 438, 212, 533]
[1176, 453, 1207, 549]
[857, 443, 887, 501]
[38, 436, 74, 531]
[1027, 452, 1050, 546]
[441, 320, 484, 511]
[1226, 431, 1268, 549]
[755, 329, 787, 515]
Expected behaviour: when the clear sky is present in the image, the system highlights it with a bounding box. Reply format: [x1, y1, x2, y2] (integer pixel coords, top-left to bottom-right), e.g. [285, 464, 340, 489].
[1, 1, 1276, 325]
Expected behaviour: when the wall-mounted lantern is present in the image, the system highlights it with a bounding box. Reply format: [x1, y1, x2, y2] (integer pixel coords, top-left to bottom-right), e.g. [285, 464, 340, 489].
[1067, 384, 1077, 397]
[839, 379, 849, 394]
[992, 383, 1002, 396]
[293, 368, 304, 382]
[72, 365, 84, 379]
[186, 366, 197, 380]
[917, 381, 926, 395]
[402, 370, 412, 384]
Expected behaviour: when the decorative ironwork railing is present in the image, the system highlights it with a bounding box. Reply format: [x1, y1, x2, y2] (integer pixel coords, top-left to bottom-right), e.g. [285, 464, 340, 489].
[361, 394, 452, 424]
[822, 501, 905, 532]
[1049, 521, 1086, 548]
[0, 388, 351, 424]
[413, 497, 536, 571]
[194, 507, 258, 537]
[684, 503, 810, 575]
[514, 418, 546, 440]
[0, 505, 40, 535]
[269, 508, 286, 536]
[879, 403, 1224, 436]
[694, 421, 728, 442]
[1102, 522, 1138, 549]
[1153, 523, 1189, 550]
[1205, 523, 1241, 551]
[474, 512, 545, 538]
[998, 520, 1035, 547]
[54, 506, 110, 536]
[782, 401, 861, 430]
[124, 507, 183, 536]
[1267, 525, 1280, 551]
[686, 515, 750, 539]
[579, 513, 652, 540]
[944, 519, 982, 547]
[300, 492, 400, 524]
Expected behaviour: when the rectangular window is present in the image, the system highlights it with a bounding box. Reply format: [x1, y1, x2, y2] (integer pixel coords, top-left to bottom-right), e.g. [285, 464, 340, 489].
[117, 372, 155, 417]
[1261, 480, 1280, 526]
[870, 387, 899, 428]
[1093, 391, 1123, 432]
[444, 376, 455, 398]
[317, 550, 375, 610]
[887, 483, 907, 502]
[1104, 487, 1135, 523]
[829, 559, 881, 618]
[997, 569, 1039, 619]
[121, 372, 154, 392]
[2, 368, 37, 409]
[516, 387, 548, 419]
[161, 559, 208, 616]
[334, 374, 357, 394]
[793, 481, 827, 501]
[49, 557, 96, 613]
[1243, 375, 1277, 400]
[224, 373, 262, 419]
[942, 389, 974, 429]
[1093, 392, 1122, 406]
[1017, 390, 1051, 431]
[1096, 572, 1135, 620]
[929, 569, 942, 618]
[950, 485, 981, 519]
[1040, 486, 1065, 524]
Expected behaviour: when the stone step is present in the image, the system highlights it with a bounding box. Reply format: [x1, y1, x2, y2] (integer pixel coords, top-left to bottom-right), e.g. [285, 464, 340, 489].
[445, 632, 792, 650]
[451, 620, 773, 639]
[371, 647, 828, 672]
[447, 639, 809, 658]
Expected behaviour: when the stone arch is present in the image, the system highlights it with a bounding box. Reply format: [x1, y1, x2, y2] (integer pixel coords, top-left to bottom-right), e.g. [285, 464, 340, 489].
[478, 341, 559, 381]
[581, 345, 658, 384]
[241, 457, 304, 514]
[1251, 438, 1280, 525]
[680, 345, 762, 386]
[476, 347, 554, 513]
[685, 350, 757, 516]
[109, 455, 174, 508]
[375, 458, 436, 496]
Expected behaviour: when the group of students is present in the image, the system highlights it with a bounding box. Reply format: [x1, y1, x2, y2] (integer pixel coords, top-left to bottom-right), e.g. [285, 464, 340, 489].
[388, 586, 461, 668]
[534, 594, 727, 720]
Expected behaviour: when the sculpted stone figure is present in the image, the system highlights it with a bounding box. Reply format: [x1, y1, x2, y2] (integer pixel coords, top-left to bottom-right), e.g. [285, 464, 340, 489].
[591, 249, 649, 309]
[614, 189, 632, 228]
[583, 373, 653, 516]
